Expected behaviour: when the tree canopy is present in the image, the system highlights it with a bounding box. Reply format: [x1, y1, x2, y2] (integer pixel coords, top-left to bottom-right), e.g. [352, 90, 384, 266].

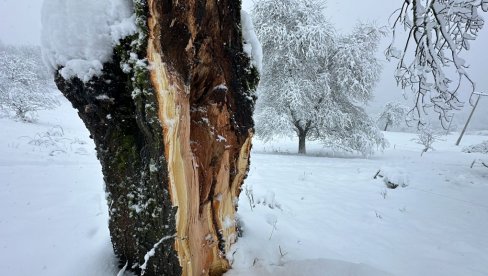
[254, 0, 386, 156]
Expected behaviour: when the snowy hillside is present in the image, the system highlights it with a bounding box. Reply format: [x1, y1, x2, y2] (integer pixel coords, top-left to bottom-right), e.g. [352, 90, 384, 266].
[0, 100, 487, 276]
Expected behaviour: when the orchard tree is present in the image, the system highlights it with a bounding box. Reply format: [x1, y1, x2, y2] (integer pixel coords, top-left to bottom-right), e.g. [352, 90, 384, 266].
[253, 0, 332, 155]
[42, 0, 259, 275]
[377, 102, 409, 131]
[388, 0, 488, 128]
[254, 0, 386, 156]
[0, 45, 58, 122]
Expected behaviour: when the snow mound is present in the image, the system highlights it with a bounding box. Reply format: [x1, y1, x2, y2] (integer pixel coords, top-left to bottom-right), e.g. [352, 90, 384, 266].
[41, 0, 136, 82]
[463, 140, 488, 154]
[375, 167, 409, 189]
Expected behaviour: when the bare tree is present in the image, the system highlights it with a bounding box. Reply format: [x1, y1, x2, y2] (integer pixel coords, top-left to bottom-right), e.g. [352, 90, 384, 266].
[387, 0, 488, 128]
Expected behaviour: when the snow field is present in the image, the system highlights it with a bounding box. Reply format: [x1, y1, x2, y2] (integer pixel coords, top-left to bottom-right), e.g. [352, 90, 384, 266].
[227, 134, 488, 276]
[0, 96, 119, 276]
[0, 100, 487, 275]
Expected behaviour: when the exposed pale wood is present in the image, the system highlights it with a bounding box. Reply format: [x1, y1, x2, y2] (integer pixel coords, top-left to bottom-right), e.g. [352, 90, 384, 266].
[147, 0, 255, 275]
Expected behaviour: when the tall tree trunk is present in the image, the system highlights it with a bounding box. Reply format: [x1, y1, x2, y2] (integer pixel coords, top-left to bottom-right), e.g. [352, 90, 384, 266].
[54, 1, 259, 275]
[384, 122, 389, 131]
[298, 132, 306, 154]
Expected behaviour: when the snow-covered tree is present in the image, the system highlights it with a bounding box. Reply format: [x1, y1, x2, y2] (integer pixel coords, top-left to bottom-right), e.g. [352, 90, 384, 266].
[387, 0, 488, 128]
[254, 0, 386, 156]
[377, 102, 409, 131]
[415, 125, 442, 156]
[0, 45, 58, 122]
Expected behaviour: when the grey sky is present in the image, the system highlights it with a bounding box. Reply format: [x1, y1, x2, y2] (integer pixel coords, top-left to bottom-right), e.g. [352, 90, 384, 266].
[0, 0, 43, 45]
[0, 0, 486, 129]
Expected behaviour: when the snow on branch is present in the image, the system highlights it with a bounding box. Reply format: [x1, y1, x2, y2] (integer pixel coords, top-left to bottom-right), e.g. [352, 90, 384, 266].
[387, 0, 488, 128]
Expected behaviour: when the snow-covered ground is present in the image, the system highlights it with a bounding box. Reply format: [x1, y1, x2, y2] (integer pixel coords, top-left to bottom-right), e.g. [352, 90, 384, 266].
[228, 135, 488, 276]
[0, 95, 119, 276]
[0, 100, 487, 276]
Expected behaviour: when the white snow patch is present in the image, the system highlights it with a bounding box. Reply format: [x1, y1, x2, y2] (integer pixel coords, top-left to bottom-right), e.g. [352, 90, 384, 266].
[95, 94, 112, 101]
[140, 235, 175, 274]
[377, 166, 409, 188]
[241, 10, 263, 73]
[132, 88, 142, 99]
[58, 60, 105, 83]
[121, 63, 132, 73]
[149, 162, 158, 173]
[165, 119, 176, 128]
[41, 0, 137, 82]
[213, 84, 228, 91]
[217, 135, 227, 143]
[223, 216, 235, 230]
[116, 261, 128, 276]
[205, 234, 213, 241]
[130, 204, 142, 214]
[216, 193, 223, 202]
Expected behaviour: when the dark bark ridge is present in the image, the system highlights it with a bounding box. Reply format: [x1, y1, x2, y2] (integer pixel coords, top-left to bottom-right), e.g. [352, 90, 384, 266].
[55, 2, 181, 275]
[55, 58, 181, 275]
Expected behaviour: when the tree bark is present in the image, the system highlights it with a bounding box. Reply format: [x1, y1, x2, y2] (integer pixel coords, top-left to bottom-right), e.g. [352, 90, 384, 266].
[54, 1, 259, 275]
[298, 133, 306, 154]
[384, 122, 389, 131]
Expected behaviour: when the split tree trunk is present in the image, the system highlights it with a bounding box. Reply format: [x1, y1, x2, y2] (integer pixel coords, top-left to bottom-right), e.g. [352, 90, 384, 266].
[54, 1, 259, 275]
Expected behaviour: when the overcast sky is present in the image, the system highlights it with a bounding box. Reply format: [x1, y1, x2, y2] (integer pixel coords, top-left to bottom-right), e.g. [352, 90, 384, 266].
[0, 0, 486, 129]
[0, 0, 43, 45]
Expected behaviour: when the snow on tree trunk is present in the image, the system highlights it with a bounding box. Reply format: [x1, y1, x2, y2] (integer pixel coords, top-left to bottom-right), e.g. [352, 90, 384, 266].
[48, 1, 259, 275]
